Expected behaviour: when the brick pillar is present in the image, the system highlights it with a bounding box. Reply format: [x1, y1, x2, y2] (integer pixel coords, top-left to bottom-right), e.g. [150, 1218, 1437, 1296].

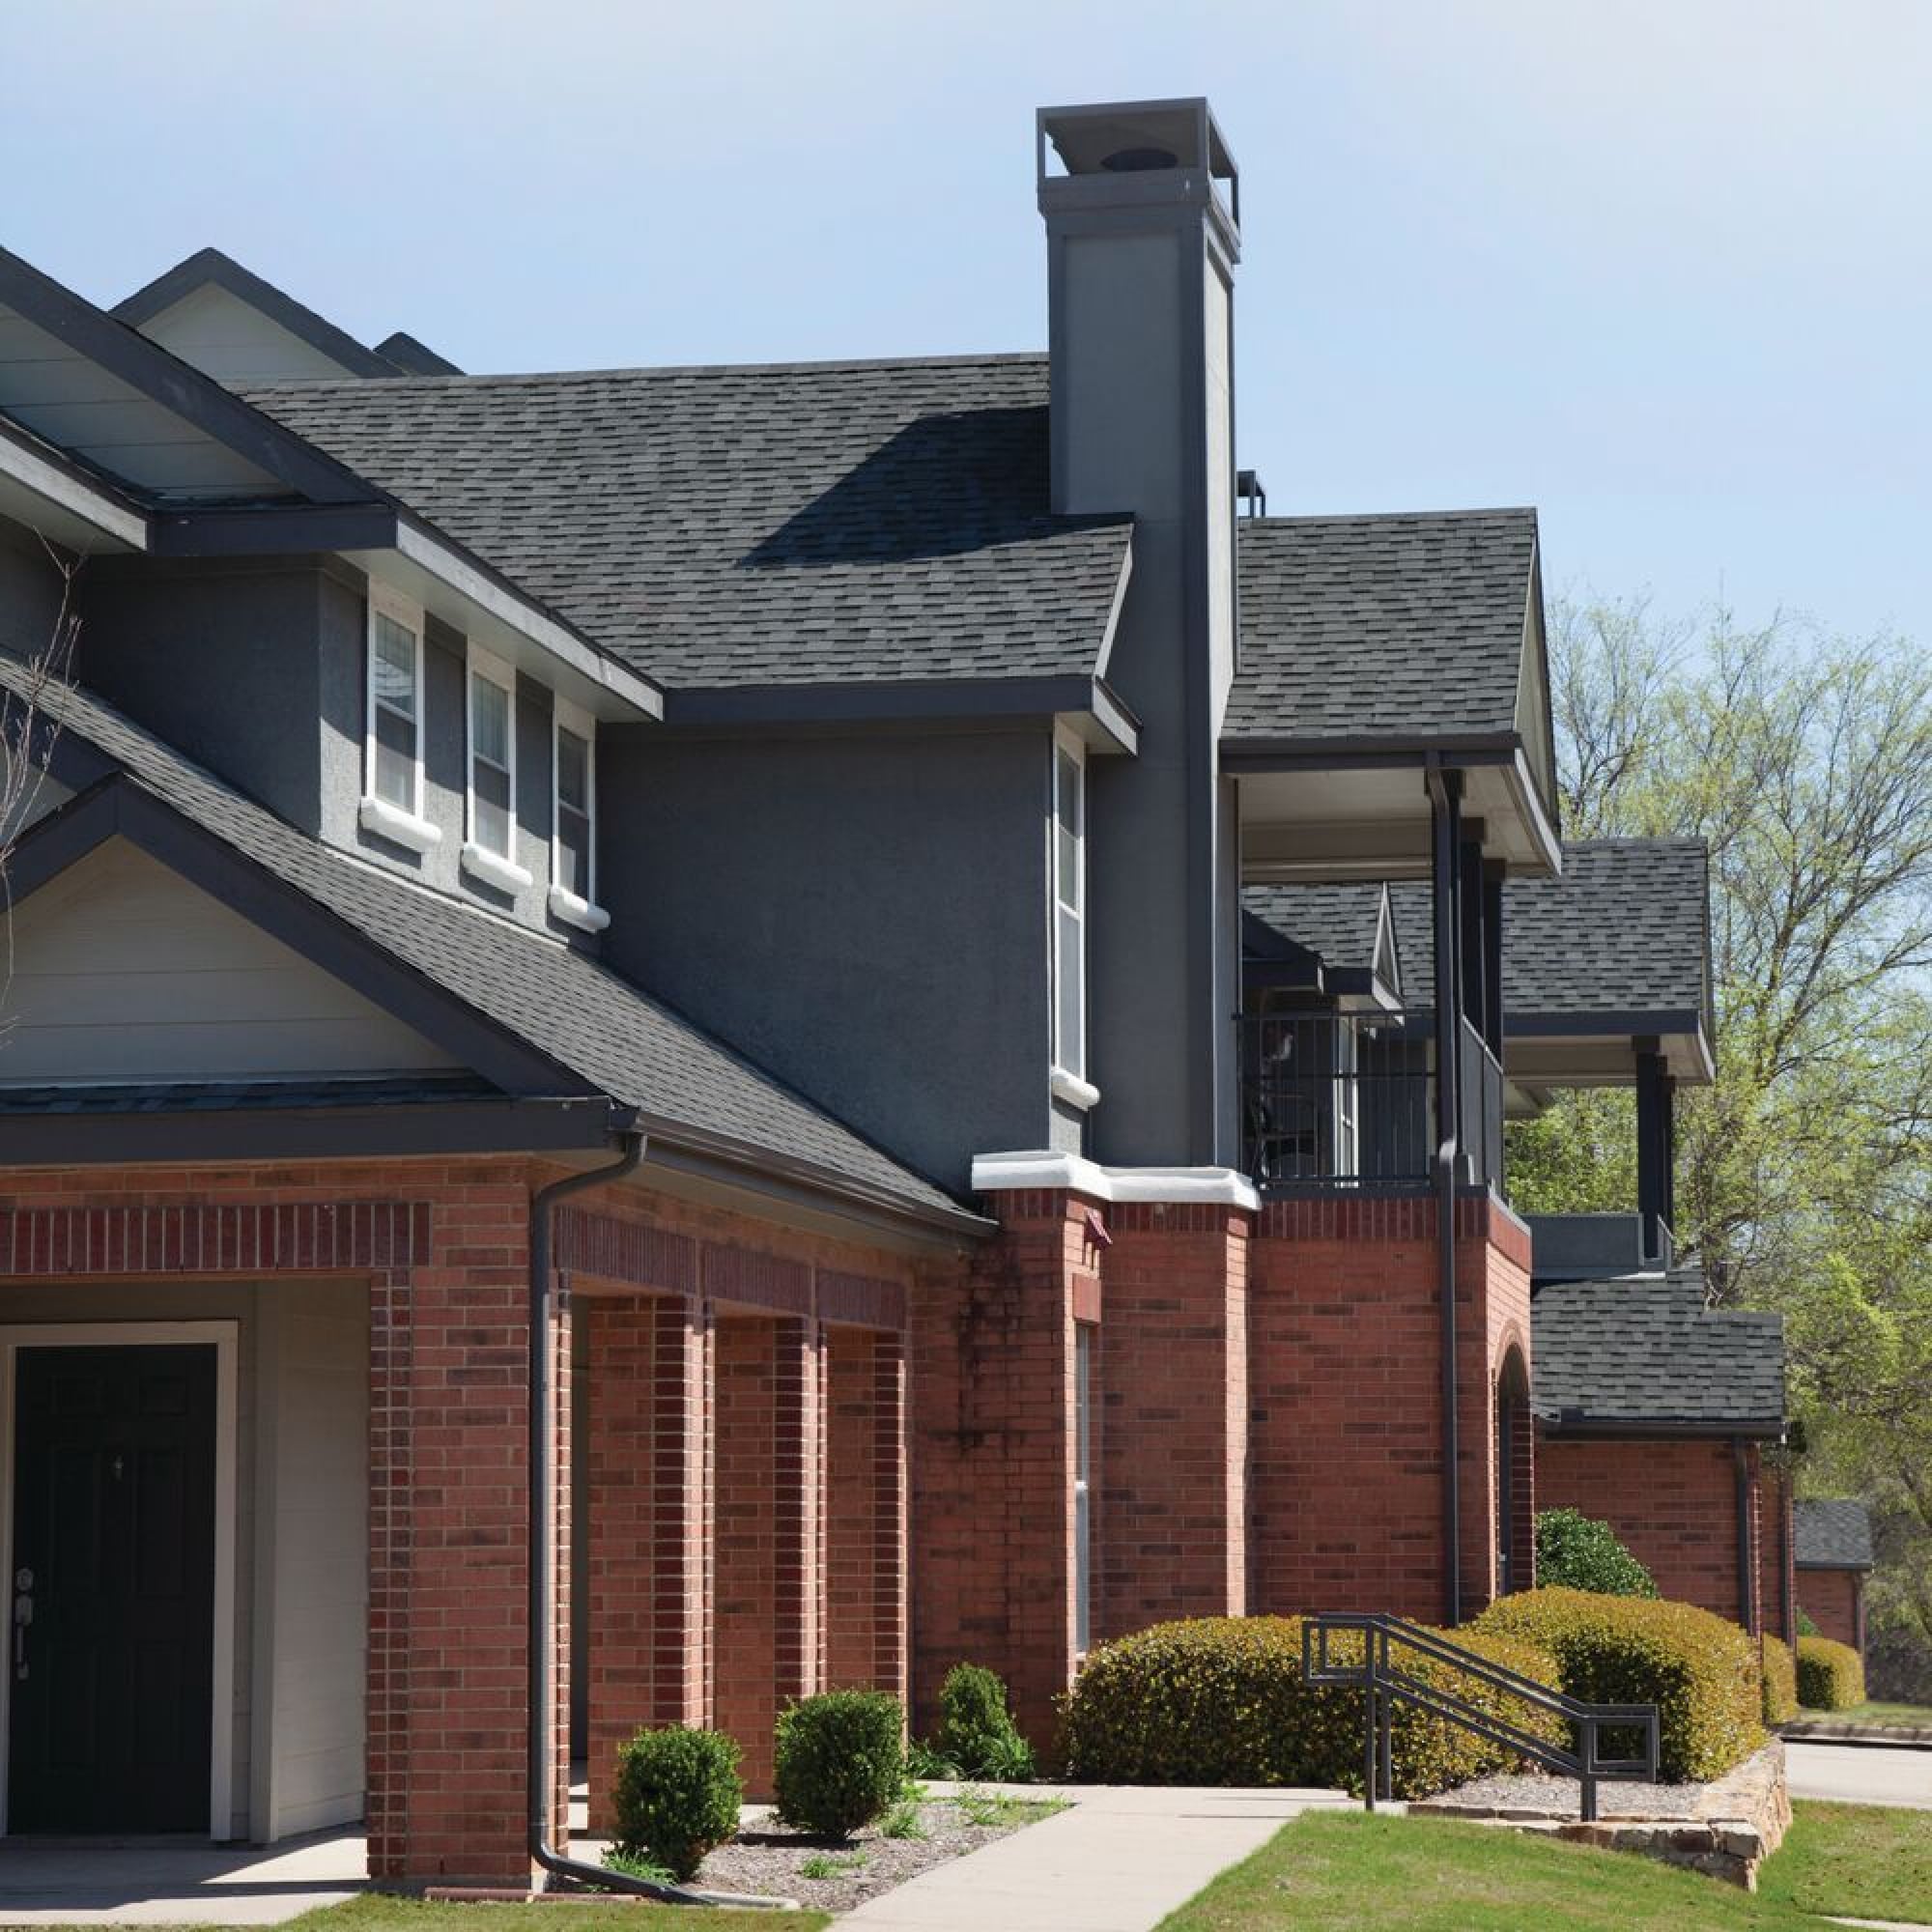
[1457, 1200, 1531, 1620]
[825, 1328, 909, 1697]
[714, 1312, 825, 1796]
[910, 1189, 1094, 1747]
[1095, 1203, 1250, 1638]
[366, 1181, 565, 1885]
[584, 1291, 714, 1830]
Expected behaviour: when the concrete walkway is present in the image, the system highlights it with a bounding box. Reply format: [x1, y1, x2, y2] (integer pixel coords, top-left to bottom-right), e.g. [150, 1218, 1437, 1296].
[1788, 1741, 1932, 1810]
[838, 1782, 1358, 1932]
[0, 1831, 365, 1925]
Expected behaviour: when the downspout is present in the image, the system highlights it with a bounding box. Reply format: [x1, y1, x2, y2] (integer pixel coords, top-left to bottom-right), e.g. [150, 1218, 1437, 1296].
[1733, 1436, 1757, 1636]
[1427, 760, 1463, 1627]
[527, 1135, 790, 1909]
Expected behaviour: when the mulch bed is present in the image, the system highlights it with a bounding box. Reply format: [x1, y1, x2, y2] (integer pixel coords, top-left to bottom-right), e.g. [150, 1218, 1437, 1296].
[686, 1795, 1063, 1914]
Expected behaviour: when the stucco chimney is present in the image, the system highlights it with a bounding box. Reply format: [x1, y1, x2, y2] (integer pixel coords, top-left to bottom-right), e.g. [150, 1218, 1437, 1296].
[1037, 98, 1242, 1168]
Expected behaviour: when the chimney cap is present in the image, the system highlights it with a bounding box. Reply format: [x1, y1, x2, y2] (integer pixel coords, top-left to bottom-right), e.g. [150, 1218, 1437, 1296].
[1037, 98, 1238, 231]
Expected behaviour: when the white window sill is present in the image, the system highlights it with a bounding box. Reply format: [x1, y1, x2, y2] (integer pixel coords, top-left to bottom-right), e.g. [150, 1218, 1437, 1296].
[461, 841, 534, 895]
[548, 883, 611, 933]
[1050, 1065, 1101, 1112]
[358, 794, 442, 854]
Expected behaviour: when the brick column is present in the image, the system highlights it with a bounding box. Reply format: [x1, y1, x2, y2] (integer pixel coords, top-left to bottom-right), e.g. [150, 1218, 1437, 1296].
[583, 1291, 714, 1830]
[826, 1328, 909, 1697]
[367, 1180, 563, 1885]
[1457, 1200, 1531, 1619]
[714, 1312, 825, 1797]
[1096, 1203, 1251, 1638]
[910, 1190, 1094, 1747]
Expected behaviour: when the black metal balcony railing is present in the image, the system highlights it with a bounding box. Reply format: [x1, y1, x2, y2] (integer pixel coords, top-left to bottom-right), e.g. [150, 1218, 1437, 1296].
[1237, 1009, 1504, 1196]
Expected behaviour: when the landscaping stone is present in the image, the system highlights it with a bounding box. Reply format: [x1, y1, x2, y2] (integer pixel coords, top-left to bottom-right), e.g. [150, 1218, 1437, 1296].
[1415, 1738, 1790, 1889]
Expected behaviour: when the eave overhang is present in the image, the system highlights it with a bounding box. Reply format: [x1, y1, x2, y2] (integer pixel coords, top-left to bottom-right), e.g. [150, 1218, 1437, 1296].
[1508, 1009, 1717, 1092]
[1232, 735, 1561, 880]
[1535, 1411, 1785, 1441]
[661, 672, 1140, 754]
[0, 416, 149, 554]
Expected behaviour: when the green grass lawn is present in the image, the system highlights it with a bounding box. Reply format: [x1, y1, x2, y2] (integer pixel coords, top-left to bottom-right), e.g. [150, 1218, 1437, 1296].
[1157, 1811, 1820, 1931]
[1796, 1698, 1932, 1727]
[1757, 1799, 1932, 1923]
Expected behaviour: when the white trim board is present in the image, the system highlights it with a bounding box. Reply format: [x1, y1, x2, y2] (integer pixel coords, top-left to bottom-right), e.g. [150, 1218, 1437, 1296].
[970, 1151, 1262, 1210]
[0, 1321, 239, 1840]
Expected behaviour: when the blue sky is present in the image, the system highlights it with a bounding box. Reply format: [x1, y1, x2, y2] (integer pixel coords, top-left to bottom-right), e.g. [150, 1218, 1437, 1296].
[9, 0, 1927, 642]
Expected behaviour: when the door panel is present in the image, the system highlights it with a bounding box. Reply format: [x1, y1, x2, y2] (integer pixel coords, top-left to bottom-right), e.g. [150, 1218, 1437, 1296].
[8, 1344, 217, 1833]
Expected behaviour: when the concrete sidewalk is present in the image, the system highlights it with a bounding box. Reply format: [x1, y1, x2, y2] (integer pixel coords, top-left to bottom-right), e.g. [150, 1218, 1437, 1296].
[1787, 1741, 1932, 1810]
[838, 1782, 1358, 1932]
[0, 1831, 365, 1926]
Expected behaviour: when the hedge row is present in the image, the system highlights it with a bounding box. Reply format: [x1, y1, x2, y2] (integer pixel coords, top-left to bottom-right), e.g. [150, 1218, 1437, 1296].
[1057, 1615, 1564, 1799]
[1760, 1634, 1799, 1726]
[1472, 1588, 1763, 1780]
[1797, 1634, 1866, 1711]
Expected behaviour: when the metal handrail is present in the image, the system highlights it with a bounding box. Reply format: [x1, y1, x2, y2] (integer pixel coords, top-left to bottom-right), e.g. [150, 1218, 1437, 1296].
[1302, 1612, 1659, 1822]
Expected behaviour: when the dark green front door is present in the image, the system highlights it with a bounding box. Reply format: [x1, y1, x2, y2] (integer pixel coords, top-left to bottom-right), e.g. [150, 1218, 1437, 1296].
[8, 1344, 217, 1833]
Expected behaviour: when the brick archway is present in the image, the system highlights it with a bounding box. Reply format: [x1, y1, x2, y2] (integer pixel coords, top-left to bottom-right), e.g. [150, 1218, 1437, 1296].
[1494, 1344, 1534, 1599]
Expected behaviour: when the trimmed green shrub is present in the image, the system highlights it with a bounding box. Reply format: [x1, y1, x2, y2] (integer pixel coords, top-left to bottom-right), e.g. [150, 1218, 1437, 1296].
[1057, 1615, 1564, 1799]
[1796, 1607, 1820, 1638]
[610, 1724, 743, 1883]
[1472, 1587, 1763, 1780]
[1797, 1634, 1865, 1710]
[1534, 1508, 1660, 1598]
[934, 1663, 1036, 1781]
[1760, 1634, 1799, 1725]
[774, 1690, 906, 1838]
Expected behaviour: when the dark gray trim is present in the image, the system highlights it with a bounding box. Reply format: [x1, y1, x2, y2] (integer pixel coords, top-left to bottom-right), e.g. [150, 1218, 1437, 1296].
[1508, 1008, 1708, 1039]
[0, 245, 376, 505]
[661, 674, 1141, 751]
[1537, 1414, 1785, 1440]
[635, 1111, 992, 1246]
[149, 502, 399, 557]
[1795, 1559, 1876, 1573]
[1220, 731, 1524, 770]
[1429, 760, 1463, 1627]
[374, 331, 464, 377]
[2, 775, 599, 1098]
[0, 1094, 624, 1165]
[113, 248, 402, 380]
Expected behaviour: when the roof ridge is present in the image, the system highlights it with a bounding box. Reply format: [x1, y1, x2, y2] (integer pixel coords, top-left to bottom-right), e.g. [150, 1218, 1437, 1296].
[242, 349, 1050, 395]
[1241, 506, 1538, 529]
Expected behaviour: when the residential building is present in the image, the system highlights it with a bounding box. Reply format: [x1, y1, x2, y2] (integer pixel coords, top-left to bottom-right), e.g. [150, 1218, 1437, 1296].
[0, 95, 1782, 1883]
[1796, 1499, 1875, 1656]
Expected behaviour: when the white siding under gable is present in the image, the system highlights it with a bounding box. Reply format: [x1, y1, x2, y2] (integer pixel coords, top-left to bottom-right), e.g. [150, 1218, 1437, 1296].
[0, 835, 463, 1084]
[135, 282, 364, 385]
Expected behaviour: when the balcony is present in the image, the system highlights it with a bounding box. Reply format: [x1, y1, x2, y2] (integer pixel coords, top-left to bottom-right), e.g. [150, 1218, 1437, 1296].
[1238, 1008, 1504, 1196]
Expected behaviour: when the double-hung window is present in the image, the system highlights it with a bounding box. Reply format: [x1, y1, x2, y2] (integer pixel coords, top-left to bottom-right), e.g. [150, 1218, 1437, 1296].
[358, 585, 440, 853]
[548, 696, 609, 932]
[1049, 732, 1094, 1108]
[461, 646, 532, 893]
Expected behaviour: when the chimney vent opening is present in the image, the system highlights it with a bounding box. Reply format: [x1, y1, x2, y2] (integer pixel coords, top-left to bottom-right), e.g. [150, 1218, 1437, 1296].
[1100, 145, 1179, 173]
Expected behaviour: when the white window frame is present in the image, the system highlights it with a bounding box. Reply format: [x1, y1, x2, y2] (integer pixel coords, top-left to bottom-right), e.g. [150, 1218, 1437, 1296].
[358, 582, 441, 854]
[1049, 727, 1097, 1109]
[547, 695, 609, 933]
[460, 643, 533, 894]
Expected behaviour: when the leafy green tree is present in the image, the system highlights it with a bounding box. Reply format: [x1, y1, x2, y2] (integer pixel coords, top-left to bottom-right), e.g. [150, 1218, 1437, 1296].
[1534, 1509, 1659, 1598]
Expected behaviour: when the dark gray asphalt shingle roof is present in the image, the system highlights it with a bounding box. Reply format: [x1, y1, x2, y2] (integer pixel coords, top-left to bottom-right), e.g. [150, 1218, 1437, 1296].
[1228, 510, 1537, 743]
[5, 662, 967, 1223]
[242, 356, 1132, 692]
[1241, 883, 1388, 976]
[1795, 1499, 1876, 1571]
[1375, 840, 1710, 1024]
[1531, 1269, 1785, 1434]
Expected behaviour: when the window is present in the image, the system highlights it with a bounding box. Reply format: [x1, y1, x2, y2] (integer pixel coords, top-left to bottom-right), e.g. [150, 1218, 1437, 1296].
[1051, 735, 1088, 1086]
[548, 696, 609, 932]
[461, 646, 532, 893]
[1074, 1322, 1094, 1655]
[358, 585, 440, 853]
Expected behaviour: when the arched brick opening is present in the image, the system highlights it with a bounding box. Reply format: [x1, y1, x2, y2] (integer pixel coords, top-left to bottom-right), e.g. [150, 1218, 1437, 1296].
[1494, 1345, 1534, 1598]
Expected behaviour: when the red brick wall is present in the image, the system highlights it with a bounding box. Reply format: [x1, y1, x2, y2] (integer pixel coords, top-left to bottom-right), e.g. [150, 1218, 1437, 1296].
[1758, 1461, 1798, 1647]
[825, 1327, 907, 1697]
[1802, 1568, 1865, 1653]
[1536, 1432, 1756, 1627]
[909, 1189, 1096, 1746]
[1248, 1192, 1525, 1626]
[1095, 1203, 1251, 1639]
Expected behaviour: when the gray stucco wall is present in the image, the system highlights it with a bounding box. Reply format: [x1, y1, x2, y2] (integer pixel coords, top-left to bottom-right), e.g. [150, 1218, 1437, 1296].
[0, 520, 72, 664]
[81, 554, 328, 835]
[599, 724, 1053, 1192]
